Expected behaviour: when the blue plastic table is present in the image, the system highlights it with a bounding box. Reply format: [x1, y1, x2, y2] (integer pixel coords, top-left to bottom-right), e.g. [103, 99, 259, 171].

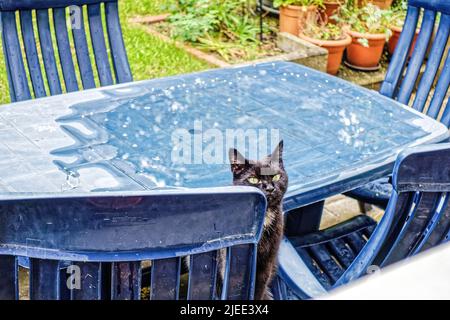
[0, 62, 448, 209]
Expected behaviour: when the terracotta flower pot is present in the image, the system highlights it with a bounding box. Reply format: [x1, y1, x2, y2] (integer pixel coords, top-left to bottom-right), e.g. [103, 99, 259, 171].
[388, 25, 419, 57]
[279, 5, 317, 36]
[321, 1, 342, 24]
[367, 0, 393, 9]
[299, 33, 352, 75]
[345, 29, 387, 68]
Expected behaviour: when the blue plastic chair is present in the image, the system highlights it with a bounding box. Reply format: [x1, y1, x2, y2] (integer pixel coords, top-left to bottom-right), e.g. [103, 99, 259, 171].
[0, 187, 266, 300]
[0, 0, 132, 103]
[347, 0, 450, 208]
[276, 143, 450, 299]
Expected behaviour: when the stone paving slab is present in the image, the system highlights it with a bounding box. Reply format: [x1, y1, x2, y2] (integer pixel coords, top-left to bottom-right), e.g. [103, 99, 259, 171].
[321, 195, 384, 230]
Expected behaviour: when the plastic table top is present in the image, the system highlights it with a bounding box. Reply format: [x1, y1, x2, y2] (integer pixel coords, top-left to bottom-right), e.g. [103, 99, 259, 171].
[0, 62, 448, 210]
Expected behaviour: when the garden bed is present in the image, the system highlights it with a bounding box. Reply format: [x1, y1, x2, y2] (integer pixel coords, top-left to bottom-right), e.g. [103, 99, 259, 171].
[137, 18, 282, 65]
[154, 20, 283, 64]
[132, 15, 328, 71]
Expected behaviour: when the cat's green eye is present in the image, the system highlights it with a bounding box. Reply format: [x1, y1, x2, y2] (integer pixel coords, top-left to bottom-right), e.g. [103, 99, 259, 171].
[272, 174, 281, 182]
[248, 177, 260, 184]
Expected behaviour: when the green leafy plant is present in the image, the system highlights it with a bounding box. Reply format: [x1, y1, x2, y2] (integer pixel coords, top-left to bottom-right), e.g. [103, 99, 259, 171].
[392, 0, 407, 11]
[304, 22, 346, 40]
[386, 9, 407, 28]
[387, 0, 408, 28]
[169, 0, 260, 43]
[333, 3, 392, 45]
[166, 0, 272, 61]
[273, 0, 324, 8]
[169, 12, 219, 42]
[302, 11, 346, 40]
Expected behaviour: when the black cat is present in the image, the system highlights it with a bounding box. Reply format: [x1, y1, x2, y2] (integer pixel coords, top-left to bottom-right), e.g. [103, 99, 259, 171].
[228, 141, 288, 300]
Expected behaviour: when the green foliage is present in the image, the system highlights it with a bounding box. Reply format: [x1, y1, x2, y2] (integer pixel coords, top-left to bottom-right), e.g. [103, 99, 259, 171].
[273, 0, 324, 8]
[334, 3, 392, 38]
[384, 8, 406, 28]
[301, 8, 346, 41]
[168, 0, 260, 45]
[388, 0, 408, 28]
[166, 0, 273, 61]
[169, 12, 219, 42]
[304, 22, 346, 41]
[392, 0, 407, 11]
[101, 0, 211, 82]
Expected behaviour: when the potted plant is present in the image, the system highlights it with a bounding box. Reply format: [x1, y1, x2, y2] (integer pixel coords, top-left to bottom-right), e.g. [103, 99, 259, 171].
[321, 0, 344, 23]
[299, 17, 352, 74]
[336, 2, 392, 69]
[274, 0, 324, 36]
[367, 0, 393, 9]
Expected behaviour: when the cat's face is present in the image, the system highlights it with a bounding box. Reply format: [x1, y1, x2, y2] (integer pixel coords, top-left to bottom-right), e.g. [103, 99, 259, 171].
[229, 141, 288, 206]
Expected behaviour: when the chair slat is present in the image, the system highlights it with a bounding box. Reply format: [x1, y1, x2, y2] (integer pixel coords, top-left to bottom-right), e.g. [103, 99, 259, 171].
[59, 265, 71, 300]
[105, 1, 132, 84]
[71, 6, 96, 89]
[36, 9, 62, 96]
[111, 261, 141, 300]
[187, 251, 218, 300]
[416, 193, 450, 252]
[0, 256, 17, 300]
[87, 3, 114, 87]
[101, 262, 112, 300]
[53, 7, 79, 93]
[368, 193, 415, 267]
[150, 258, 180, 300]
[426, 51, 450, 120]
[345, 233, 366, 253]
[412, 14, 450, 112]
[30, 258, 60, 300]
[1, 11, 31, 101]
[309, 245, 343, 283]
[226, 244, 256, 300]
[382, 192, 442, 266]
[19, 10, 47, 98]
[327, 238, 356, 269]
[296, 247, 332, 289]
[397, 9, 437, 104]
[380, 6, 420, 98]
[440, 99, 450, 127]
[70, 262, 102, 300]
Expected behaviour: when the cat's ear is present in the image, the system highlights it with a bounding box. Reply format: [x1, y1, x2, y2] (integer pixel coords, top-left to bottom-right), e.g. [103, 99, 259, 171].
[229, 148, 247, 175]
[270, 140, 284, 167]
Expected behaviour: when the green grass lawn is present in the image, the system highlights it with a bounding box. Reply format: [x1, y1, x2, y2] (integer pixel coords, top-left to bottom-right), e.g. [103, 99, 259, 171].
[0, 0, 211, 105]
[121, 0, 211, 83]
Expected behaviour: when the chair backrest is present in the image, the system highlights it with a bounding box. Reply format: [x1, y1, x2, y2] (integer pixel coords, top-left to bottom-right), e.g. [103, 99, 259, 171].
[334, 143, 450, 286]
[0, 0, 132, 103]
[381, 0, 450, 126]
[0, 187, 266, 300]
